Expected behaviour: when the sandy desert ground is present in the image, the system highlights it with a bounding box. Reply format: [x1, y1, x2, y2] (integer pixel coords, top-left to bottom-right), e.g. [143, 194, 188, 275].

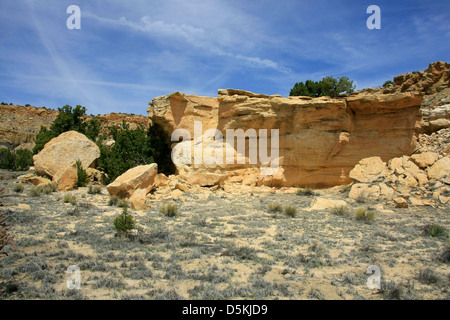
[0, 169, 449, 300]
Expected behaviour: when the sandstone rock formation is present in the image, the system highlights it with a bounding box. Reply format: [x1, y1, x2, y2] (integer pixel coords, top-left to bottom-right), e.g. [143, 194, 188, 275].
[373, 61, 450, 135]
[348, 153, 449, 206]
[33, 131, 100, 178]
[106, 163, 158, 210]
[374, 61, 449, 95]
[149, 89, 423, 187]
[0, 105, 57, 150]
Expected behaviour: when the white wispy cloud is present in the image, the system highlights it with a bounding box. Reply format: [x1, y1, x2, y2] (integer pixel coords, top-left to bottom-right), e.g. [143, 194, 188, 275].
[84, 11, 291, 74]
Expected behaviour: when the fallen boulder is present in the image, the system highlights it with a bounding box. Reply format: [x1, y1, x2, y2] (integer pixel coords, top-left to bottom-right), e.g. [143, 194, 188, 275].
[349, 157, 389, 183]
[107, 164, 158, 210]
[427, 156, 450, 180]
[33, 131, 100, 178]
[52, 163, 78, 191]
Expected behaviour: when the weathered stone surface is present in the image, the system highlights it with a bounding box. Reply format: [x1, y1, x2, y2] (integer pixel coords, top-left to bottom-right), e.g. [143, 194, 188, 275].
[154, 173, 170, 188]
[379, 183, 395, 200]
[182, 173, 227, 187]
[409, 197, 434, 206]
[52, 163, 78, 191]
[107, 163, 158, 198]
[411, 152, 439, 168]
[394, 197, 408, 208]
[390, 156, 429, 186]
[17, 173, 52, 186]
[420, 104, 450, 133]
[175, 182, 190, 192]
[33, 131, 100, 178]
[149, 89, 422, 187]
[348, 183, 381, 200]
[0, 105, 58, 150]
[349, 157, 388, 183]
[427, 156, 450, 180]
[129, 188, 149, 211]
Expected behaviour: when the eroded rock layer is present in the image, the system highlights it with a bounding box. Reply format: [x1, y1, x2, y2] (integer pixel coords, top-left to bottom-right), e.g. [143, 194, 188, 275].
[149, 89, 423, 187]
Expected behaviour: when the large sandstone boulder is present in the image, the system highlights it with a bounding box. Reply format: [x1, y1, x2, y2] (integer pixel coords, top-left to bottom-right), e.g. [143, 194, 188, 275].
[411, 152, 439, 168]
[107, 163, 158, 204]
[33, 131, 100, 178]
[349, 157, 388, 183]
[427, 156, 450, 180]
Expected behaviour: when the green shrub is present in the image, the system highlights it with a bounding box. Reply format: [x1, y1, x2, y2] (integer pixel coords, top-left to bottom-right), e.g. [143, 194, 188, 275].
[114, 206, 135, 236]
[415, 268, 439, 284]
[34, 105, 89, 154]
[14, 149, 33, 171]
[118, 198, 129, 208]
[107, 195, 129, 207]
[0, 148, 15, 170]
[109, 195, 119, 206]
[40, 183, 56, 194]
[290, 76, 355, 98]
[268, 203, 283, 213]
[63, 194, 77, 205]
[28, 183, 56, 197]
[76, 160, 88, 187]
[85, 117, 101, 142]
[29, 186, 42, 197]
[284, 206, 297, 218]
[380, 281, 404, 300]
[0, 148, 33, 171]
[355, 207, 375, 222]
[13, 184, 24, 193]
[296, 188, 316, 196]
[161, 203, 178, 217]
[331, 205, 350, 216]
[88, 185, 102, 195]
[383, 80, 395, 88]
[423, 224, 448, 238]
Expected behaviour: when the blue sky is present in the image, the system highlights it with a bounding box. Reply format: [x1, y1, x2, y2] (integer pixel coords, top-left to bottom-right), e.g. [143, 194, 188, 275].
[0, 0, 449, 116]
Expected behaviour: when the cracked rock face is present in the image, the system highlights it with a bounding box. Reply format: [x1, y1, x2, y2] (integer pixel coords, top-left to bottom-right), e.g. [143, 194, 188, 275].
[149, 89, 423, 187]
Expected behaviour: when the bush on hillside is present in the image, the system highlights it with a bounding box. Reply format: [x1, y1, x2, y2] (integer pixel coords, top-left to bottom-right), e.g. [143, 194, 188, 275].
[0, 148, 33, 171]
[290, 76, 355, 98]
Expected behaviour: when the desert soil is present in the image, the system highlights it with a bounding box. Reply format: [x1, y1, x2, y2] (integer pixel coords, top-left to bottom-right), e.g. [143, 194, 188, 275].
[0, 170, 449, 300]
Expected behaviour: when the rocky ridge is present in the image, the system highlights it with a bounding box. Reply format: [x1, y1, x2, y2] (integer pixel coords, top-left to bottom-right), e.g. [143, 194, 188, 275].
[0, 105, 148, 151]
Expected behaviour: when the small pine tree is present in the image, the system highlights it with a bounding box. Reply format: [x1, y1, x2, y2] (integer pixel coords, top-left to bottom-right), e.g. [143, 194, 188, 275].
[0, 148, 33, 171]
[14, 149, 33, 171]
[290, 76, 355, 98]
[33, 105, 88, 154]
[85, 117, 101, 142]
[76, 160, 88, 187]
[383, 80, 395, 87]
[113, 206, 135, 236]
